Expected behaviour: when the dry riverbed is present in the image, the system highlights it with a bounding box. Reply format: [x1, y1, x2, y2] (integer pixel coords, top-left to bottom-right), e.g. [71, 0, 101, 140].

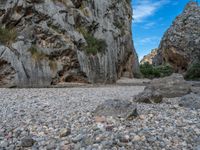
[0, 86, 200, 150]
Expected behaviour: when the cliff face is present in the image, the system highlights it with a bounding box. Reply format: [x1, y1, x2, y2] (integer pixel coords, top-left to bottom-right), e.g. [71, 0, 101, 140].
[140, 48, 158, 65]
[153, 2, 200, 72]
[0, 0, 139, 87]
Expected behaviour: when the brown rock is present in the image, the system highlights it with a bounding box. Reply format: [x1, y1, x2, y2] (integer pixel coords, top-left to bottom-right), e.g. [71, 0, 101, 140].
[94, 116, 106, 123]
[59, 128, 71, 137]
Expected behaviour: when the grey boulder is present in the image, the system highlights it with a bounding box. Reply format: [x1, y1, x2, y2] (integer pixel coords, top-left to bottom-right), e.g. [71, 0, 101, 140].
[148, 74, 191, 98]
[132, 74, 191, 104]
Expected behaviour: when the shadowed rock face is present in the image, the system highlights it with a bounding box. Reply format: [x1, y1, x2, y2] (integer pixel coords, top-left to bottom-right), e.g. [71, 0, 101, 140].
[0, 0, 139, 87]
[153, 2, 200, 72]
[0, 59, 16, 87]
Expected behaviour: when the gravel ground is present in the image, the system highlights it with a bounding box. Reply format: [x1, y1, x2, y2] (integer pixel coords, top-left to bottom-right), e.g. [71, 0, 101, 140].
[0, 86, 200, 150]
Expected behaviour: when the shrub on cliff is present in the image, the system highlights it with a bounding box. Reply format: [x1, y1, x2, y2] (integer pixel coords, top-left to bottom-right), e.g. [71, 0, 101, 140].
[0, 26, 17, 45]
[84, 33, 107, 55]
[78, 27, 107, 55]
[185, 61, 200, 81]
[28, 45, 46, 61]
[140, 62, 173, 79]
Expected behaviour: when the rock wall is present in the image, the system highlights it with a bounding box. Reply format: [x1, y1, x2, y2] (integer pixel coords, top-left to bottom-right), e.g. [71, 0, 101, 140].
[153, 1, 200, 72]
[0, 0, 139, 87]
[140, 48, 158, 65]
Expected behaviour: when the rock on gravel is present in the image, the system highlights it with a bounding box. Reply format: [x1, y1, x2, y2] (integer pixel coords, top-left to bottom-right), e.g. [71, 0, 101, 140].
[133, 74, 192, 104]
[179, 93, 200, 109]
[21, 136, 35, 147]
[133, 87, 163, 103]
[59, 128, 71, 137]
[148, 73, 191, 98]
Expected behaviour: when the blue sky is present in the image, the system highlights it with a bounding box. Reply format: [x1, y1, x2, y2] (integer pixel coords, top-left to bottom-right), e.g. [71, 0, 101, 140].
[131, 0, 190, 61]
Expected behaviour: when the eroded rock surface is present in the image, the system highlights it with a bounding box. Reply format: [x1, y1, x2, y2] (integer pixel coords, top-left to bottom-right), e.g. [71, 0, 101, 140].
[153, 2, 200, 72]
[0, 59, 16, 87]
[0, 0, 139, 87]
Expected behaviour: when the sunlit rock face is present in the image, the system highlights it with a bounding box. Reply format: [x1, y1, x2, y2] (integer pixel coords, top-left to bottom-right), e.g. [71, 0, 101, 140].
[0, 0, 139, 87]
[153, 2, 200, 72]
[140, 48, 158, 65]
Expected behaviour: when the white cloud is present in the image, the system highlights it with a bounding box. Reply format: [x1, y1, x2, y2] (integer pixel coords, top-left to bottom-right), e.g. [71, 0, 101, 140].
[143, 22, 156, 29]
[135, 36, 160, 46]
[132, 0, 170, 22]
[140, 37, 153, 44]
[141, 37, 159, 44]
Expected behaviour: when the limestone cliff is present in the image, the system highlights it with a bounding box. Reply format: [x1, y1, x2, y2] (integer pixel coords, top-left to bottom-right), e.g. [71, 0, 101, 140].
[153, 1, 200, 72]
[0, 0, 139, 87]
[140, 48, 158, 65]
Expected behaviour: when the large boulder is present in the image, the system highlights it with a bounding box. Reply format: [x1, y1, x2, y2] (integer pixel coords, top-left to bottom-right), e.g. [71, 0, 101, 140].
[179, 93, 200, 109]
[153, 2, 200, 73]
[148, 74, 191, 98]
[0, 0, 139, 87]
[132, 74, 191, 103]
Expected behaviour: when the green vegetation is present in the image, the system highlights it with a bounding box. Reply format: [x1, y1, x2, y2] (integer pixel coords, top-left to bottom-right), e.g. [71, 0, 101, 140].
[84, 34, 107, 55]
[156, 64, 174, 77]
[184, 61, 200, 81]
[140, 63, 160, 78]
[28, 45, 58, 71]
[78, 27, 107, 55]
[0, 26, 17, 45]
[28, 45, 46, 61]
[140, 62, 173, 79]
